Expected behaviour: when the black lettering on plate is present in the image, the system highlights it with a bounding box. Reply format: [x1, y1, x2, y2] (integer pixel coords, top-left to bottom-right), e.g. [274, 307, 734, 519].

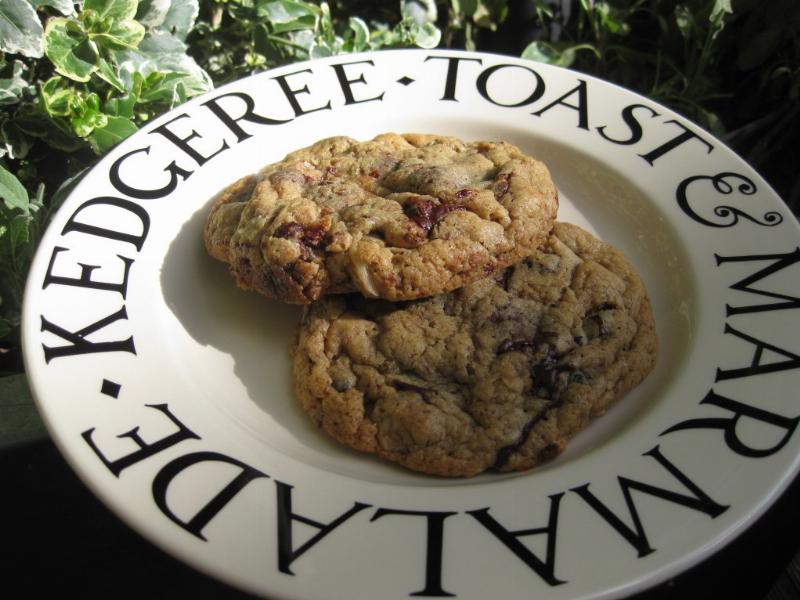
[82, 403, 199, 477]
[150, 113, 229, 166]
[61, 196, 150, 251]
[570, 445, 728, 557]
[639, 119, 714, 165]
[276, 481, 370, 575]
[661, 389, 799, 458]
[716, 323, 800, 381]
[424, 55, 482, 102]
[152, 451, 268, 540]
[272, 68, 332, 117]
[109, 146, 193, 200]
[595, 103, 660, 146]
[40, 305, 135, 363]
[676, 172, 782, 228]
[43, 246, 133, 298]
[715, 248, 800, 316]
[330, 60, 384, 105]
[202, 92, 292, 143]
[370, 508, 458, 597]
[531, 80, 589, 130]
[476, 63, 545, 108]
[467, 492, 565, 586]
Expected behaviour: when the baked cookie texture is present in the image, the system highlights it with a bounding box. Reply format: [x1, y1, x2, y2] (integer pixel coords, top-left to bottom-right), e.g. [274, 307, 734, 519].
[292, 222, 657, 477]
[204, 133, 558, 304]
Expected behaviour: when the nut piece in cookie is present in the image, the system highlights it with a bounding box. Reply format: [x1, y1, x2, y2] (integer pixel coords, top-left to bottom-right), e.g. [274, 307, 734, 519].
[203, 133, 558, 304]
[291, 222, 657, 477]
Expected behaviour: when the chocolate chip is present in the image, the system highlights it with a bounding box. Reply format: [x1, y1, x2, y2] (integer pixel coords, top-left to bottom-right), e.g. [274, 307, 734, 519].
[497, 265, 514, 290]
[394, 380, 433, 394]
[538, 443, 561, 461]
[595, 302, 617, 312]
[403, 197, 465, 234]
[455, 188, 475, 200]
[393, 380, 434, 404]
[274, 221, 328, 249]
[301, 223, 327, 248]
[274, 222, 304, 240]
[493, 172, 510, 197]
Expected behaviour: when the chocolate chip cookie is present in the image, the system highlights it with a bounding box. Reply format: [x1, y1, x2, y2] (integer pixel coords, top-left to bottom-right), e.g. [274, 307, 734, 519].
[204, 133, 558, 304]
[292, 222, 657, 477]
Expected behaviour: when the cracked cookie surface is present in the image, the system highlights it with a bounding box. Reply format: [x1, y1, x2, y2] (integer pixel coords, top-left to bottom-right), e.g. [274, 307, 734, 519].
[292, 222, 657, 477]
[204, 133, 558, 303]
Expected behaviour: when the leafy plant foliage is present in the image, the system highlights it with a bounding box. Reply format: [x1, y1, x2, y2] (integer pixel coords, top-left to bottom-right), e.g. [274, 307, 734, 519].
[0, 0, 797, 372]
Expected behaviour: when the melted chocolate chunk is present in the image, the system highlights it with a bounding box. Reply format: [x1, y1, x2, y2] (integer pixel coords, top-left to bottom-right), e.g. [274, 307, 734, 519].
[497, 266, 515, 290]
[492, 403, 562, 470]
[538, 443, 561, 461]
[393, 380, 434, 404]
[274, 222, 328, 249]
[493, 172, 510, 197]
[403, 197, 465, 233]
[394, 380, 434, 394]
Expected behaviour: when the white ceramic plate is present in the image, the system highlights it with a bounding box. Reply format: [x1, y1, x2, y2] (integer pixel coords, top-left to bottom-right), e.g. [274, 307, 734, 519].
[22, 50, 800, 599]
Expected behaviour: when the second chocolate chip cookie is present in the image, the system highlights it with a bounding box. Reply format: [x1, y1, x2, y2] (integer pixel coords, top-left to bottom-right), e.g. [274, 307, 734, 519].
[204, 133, 558, 304]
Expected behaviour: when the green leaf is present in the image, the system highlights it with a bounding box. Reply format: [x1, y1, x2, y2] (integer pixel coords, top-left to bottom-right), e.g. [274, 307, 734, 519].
[308, 42, 333, 59]
[69, 91, 107, 137]
[458, 0, 479, 18]
[709, 0, 732, 39]
[9, 212, 32, 248]
[91, 18, 145, 50]
[521, 41, 598, 67]
[88, 114, 137, 152]
[348, 16, 369, 51]
[13, 109, 84, 152]
[29, 0, 76, 16]
[674, 5, 694, 40]
[0, 0, 44, 58]
[401, 0, 437, 24]
[1, 119, 35, 159]
[262, 0, 317, 33]
[137, 70, 203, 105]
[95, 56, 127, 91]
[0, 164, 29, 212]
[41, 76, 73, 115]
[44, 17, 97, 81]
[0, 60, 29, 105]
[409, 21, 440, 49]
[116, 31, 212, 98]
[0, 374, 48, 448]
[84, 0, 139, 22]
[137, 0, 198, 40]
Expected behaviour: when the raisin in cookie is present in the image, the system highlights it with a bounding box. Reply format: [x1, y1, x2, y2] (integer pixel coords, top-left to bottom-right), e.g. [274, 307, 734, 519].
[204, 133, 558, 304]
[292, 222, 657, 477]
